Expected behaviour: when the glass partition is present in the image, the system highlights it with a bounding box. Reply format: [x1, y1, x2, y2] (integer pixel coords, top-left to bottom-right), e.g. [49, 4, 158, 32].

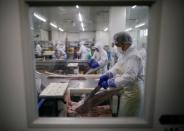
[30, 5, 149, 118]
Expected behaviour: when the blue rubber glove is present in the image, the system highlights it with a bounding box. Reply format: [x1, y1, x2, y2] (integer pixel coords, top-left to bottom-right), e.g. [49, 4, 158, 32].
[100, 81, 108, 89]
[88, 59, 94, 65]
[98, 72, 113, 86]
[100, 78, 116, 89]
[90, 60, 99, 68]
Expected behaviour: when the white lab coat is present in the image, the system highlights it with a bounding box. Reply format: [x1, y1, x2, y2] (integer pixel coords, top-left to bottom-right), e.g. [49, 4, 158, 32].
[55, 44, 67, 59]
[55, 48, 67, 59]
[109, 46, 144, 116]
[78, 44, 89, 60]
[92, 44, 108, 74]
[36, 44, 42, 56]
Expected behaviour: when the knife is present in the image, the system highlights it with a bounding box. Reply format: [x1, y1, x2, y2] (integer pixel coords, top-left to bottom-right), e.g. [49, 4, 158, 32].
[84, 85, 101, 103]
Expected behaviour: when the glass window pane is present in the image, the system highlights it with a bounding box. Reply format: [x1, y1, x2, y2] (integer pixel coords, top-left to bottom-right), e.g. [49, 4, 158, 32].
[29, 5, 149, 118]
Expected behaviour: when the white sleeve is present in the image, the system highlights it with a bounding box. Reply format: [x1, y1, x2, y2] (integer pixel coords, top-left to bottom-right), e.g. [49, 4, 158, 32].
[97, 52, 108, 66]
[109, 62, 119, 75]
[92, 51, 97, 59]
[61, 49, 67, 58]
[114, 55, 141, 88]
[109, 54, 124, 75]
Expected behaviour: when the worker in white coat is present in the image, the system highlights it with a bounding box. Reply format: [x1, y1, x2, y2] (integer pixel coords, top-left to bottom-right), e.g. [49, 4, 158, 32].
[36, 44, 42, 56]
[77, 41, 89, 60]
[54, 48, 67, 60]
[54, 44, 67, 59]
[99, 32, 144, 116]
[88, 42, 108, 74]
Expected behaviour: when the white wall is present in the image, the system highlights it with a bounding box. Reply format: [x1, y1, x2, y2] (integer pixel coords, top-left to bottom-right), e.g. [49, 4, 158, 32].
[95, 31, 109, 46]
[79, 32, 95, 41]
[66, 32, 78, 41]
[40, 29, 48, 41]
[52, 31, 95, 43]
[51, 30, 66, 42]
[0, 0, 28, 130]
[109, 7, 126, 43]
[153, 0, 184, 130]
[0, 0, 184, 131]
[32, 29, 48, 41]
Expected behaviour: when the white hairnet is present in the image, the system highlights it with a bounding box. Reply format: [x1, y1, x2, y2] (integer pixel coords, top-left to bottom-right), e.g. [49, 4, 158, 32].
[94, 41, 104, 51]
[79, 41, 85, 46]
[113, 32, 133, 45]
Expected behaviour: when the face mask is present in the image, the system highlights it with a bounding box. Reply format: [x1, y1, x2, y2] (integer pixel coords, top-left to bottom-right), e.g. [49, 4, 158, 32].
[117, 47, 124, 54]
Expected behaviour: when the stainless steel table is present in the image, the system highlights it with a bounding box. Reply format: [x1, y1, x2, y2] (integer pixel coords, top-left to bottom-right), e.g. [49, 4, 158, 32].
[38, 74, 99, 116]
[36, 59, 89, 73]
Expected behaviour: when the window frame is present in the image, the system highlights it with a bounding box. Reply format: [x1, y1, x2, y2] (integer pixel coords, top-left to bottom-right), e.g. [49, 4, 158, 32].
[20, 0, 160, 128]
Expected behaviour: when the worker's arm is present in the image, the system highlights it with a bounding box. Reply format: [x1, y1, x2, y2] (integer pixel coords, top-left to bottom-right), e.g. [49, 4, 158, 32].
[60, 49, 67, 59]
[98, 61, 119, 86]
[96, 52, 108, 67]
[108, 60, 120, 75]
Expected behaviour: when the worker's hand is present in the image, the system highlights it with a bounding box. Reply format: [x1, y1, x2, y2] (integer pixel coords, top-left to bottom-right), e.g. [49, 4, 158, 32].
[98, 72, 113, 86]
[88, 59, 94, 65]
[100, 78, 116, 89]
[91, 62, 99, 68]
[100, 81, 108, 89]
[90, 60, 99, 68]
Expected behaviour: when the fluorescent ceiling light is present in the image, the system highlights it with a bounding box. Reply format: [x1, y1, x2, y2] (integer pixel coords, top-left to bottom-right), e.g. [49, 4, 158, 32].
[132, 5, 136, 9]
[76, 5, 79, 8]
[125, 28, 132, 32]
[81, 22, 84, 28]
[33, 13, 46, 22]
[59, 27, 64, 32]
[81, 22, 85, 31]
[104, 27, 108, 31]
[78, 12, 83, 22]
[144, 29, 148, 36]
[50, 22, 58, 28]
[82, 27, 85, 31]
[135, 23, 145, 28]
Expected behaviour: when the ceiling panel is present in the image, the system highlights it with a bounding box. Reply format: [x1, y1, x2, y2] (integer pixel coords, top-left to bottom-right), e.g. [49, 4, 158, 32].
[30, 6, 148, 32]
[30, 6, 109, 32]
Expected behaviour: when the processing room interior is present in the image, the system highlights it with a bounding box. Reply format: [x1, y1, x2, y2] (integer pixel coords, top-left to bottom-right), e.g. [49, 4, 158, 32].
[1, 0, 184, 130]
[32, 5, 148, 117]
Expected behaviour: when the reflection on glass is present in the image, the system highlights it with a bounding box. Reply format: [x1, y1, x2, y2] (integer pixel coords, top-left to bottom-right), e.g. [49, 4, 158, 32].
[30, 6, 149, 118]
